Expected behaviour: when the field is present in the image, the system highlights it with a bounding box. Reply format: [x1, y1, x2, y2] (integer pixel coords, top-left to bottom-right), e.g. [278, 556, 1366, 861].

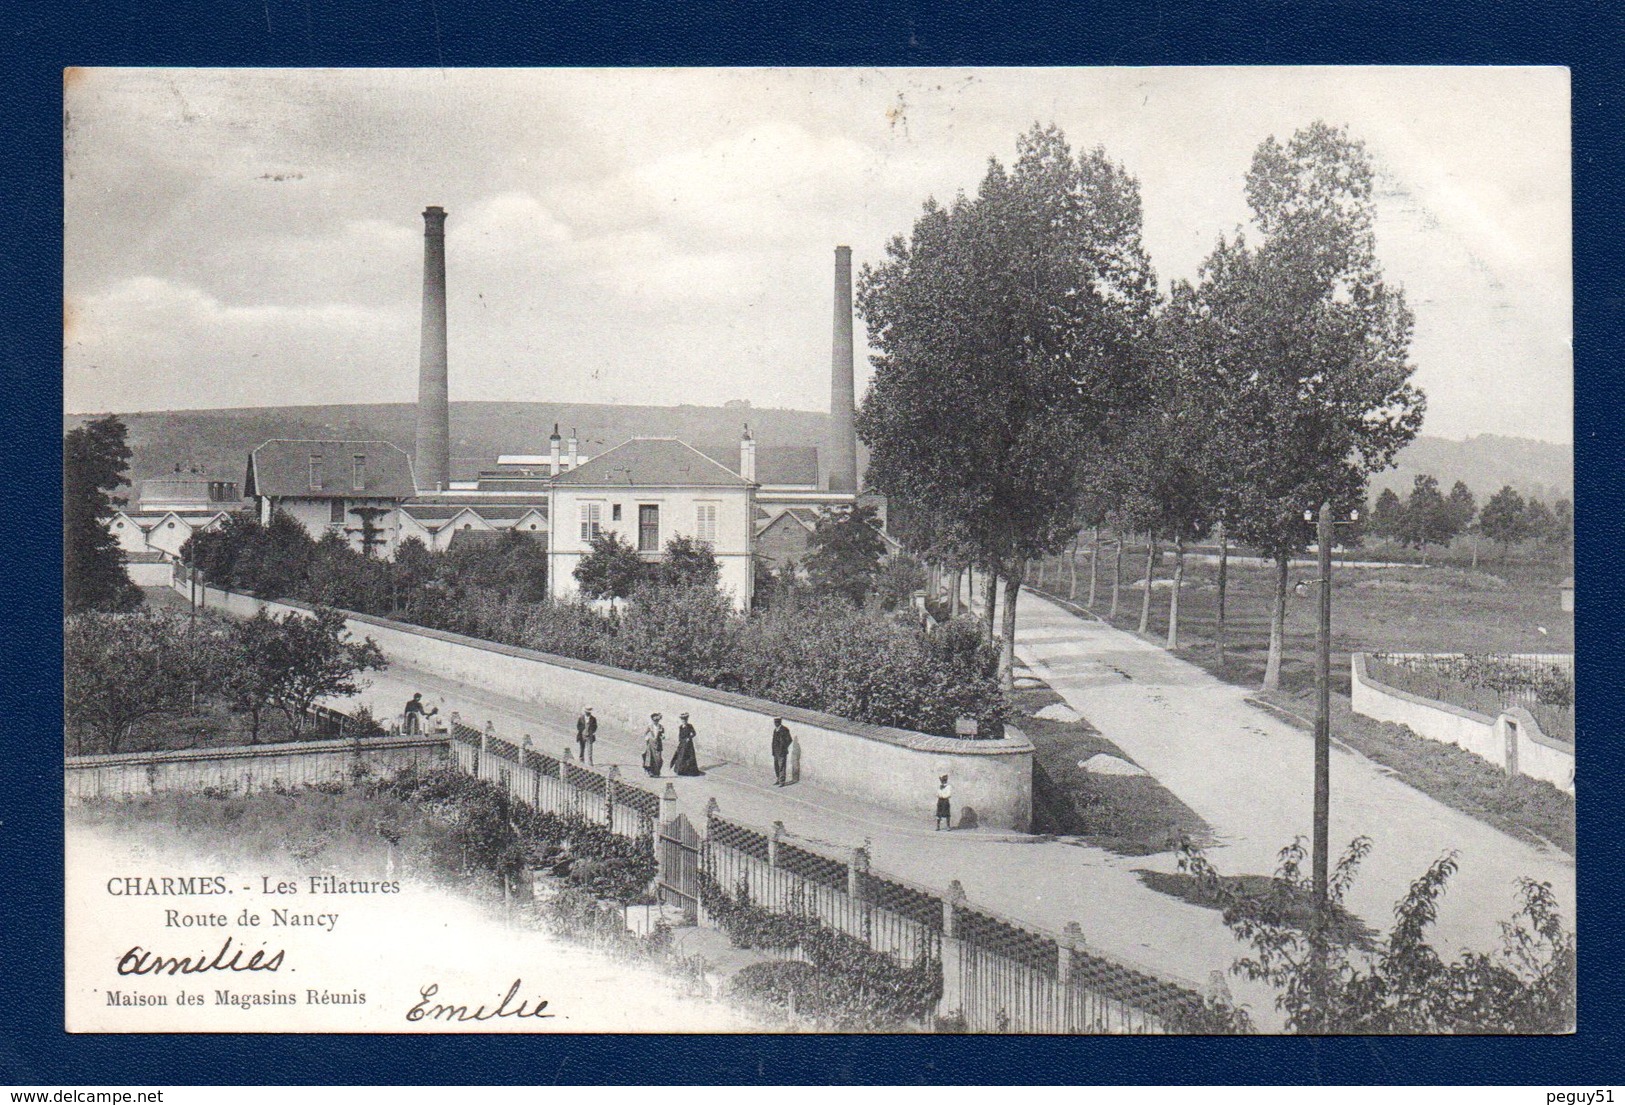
[1035, 546, 1573, 699]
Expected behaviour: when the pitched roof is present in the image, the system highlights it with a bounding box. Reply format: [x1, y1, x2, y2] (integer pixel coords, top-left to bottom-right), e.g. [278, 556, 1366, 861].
[246, 439, 416, 500]
[446, 528, 546, 553]
[399, 504, 546, 524]
[756, 508, 819, 537]
[695, 444, 820, 487]
[551, 438, 752, 489]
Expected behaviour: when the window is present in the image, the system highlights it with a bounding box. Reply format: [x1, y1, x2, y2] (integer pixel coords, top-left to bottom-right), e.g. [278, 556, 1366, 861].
[351, 455, 366, 491]
[638, 504, 660, 552]
[695, 502, 718, 544]
[579, 502, 603, 542]
[308, 455, 324, 491]
[612, 503, 622, 521]
[330, 499, 346, 525]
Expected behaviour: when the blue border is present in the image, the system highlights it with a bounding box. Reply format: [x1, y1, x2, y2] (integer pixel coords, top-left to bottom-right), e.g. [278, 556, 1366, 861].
[6, 0, 1619, 1086]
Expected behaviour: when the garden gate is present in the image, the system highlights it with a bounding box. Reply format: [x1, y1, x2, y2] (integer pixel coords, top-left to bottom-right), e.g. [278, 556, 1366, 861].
[657, 812, 702, 924]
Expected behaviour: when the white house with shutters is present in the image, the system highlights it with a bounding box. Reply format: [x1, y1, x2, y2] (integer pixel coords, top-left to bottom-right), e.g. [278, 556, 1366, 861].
[546, 437, 756, 610]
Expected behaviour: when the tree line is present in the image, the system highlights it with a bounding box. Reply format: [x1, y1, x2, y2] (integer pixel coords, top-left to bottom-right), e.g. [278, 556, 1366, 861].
[859, 121, 1426, 691]
[65, 605, 385, 755]
[1367, 477, 1572, 564]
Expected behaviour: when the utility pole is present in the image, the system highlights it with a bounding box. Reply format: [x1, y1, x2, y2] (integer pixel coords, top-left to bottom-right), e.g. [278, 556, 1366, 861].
[1313, 500, 1332, 929]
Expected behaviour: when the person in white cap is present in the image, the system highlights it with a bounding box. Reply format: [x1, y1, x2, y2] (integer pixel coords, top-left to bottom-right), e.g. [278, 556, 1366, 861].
[935, 774, 953, 831]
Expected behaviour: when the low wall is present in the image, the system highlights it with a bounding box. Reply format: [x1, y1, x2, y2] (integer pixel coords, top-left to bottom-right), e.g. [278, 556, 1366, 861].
[125, 560, 174, 587]
[1350, 654, 1574, 795]
[173, 581, 1035, 831]
[65, 734, 449, 805]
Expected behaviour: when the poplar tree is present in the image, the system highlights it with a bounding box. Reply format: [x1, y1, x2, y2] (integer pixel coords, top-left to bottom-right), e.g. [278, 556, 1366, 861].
[64, 414, 141, 612]
[858, 124, 1158, 687]
[1208, 122, 1425, 690]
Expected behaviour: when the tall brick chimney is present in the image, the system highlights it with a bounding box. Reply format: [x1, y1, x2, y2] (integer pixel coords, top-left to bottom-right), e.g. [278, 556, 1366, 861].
[827, 245, 858, 493]
[414, 206, 451, 492]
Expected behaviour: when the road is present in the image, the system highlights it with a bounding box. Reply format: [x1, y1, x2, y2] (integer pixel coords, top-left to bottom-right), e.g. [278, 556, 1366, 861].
[339, 659, 1286, 1025]
[1011, 588, 1576, 959]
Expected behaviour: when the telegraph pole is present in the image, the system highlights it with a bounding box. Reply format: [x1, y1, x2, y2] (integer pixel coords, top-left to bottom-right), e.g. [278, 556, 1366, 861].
[1313, 500, 1332, 923]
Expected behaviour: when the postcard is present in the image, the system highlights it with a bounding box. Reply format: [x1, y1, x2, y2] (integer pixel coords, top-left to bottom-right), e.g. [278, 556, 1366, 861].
[63, 66, 1574, 1034]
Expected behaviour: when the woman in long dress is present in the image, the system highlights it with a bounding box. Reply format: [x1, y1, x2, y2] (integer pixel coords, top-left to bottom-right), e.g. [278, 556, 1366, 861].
[671, 712, 704, 776]
[641, 713, 665, 777]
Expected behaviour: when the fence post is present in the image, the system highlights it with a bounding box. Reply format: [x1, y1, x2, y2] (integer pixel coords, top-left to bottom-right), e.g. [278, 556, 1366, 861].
[522, 736, 538, 808]
[938, 879, 967, 1028]
[656, 782, 679, 890]
[1059, 921, 1082, 986]
[849, 843, 871, 941]
[479, 722, 493, 780]
[769, 821, 784, 868]
[605, 765, 619, 826]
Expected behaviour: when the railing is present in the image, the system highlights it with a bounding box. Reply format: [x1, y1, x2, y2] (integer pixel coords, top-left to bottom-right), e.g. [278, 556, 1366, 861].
[444, 711, 1221, 1033]
[1368, 653, 1575, 744]
[698, 809, 1208, 1033]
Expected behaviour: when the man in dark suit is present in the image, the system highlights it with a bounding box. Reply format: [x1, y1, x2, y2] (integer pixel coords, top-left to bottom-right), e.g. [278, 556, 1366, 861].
[575, 706, 597, 764]
[771, 717, 793, 786]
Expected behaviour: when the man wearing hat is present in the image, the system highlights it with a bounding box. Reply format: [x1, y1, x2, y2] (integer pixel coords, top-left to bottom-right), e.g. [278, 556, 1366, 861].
[672, 712, 703, 776]
[575, 705, 598, 764]
[935, 774, 953, 831]
[770, 717, 793, 786]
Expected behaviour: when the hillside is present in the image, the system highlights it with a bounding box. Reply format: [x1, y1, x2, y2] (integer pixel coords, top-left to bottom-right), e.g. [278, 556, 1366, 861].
[65, 403, 1569, 506]
[65, 401, 842, 487]
[1365, 434, 1572, 505]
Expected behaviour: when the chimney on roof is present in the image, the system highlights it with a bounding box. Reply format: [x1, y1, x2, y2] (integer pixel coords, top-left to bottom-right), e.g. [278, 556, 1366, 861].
[414, 206, 451, 493]
[567, 428, 579, 471]
[740, 424, 757, 483]
[827, 245, 858, 493]
[549, 423, 562, 476]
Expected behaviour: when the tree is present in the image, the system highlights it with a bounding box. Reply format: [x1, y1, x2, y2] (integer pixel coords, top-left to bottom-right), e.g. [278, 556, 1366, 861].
[1203, 123, 1425, 690]
[1369, 487, 1404, 542]
[873, 554, 928, 612]
[65, 609, 223, 753]
[64, 415, 141, 612]
[1180, 837, 1574, 1033]
[573, 531, 647, 602]
[230, 607, 386, 737]
[858, 124, 1159, 687]
[1397, 474, 1455, 556]
[1523, 498, 1557, 547]
[1445, 480, 1477, 539]
[1549, 497, 1574, 552]
[657, 534, 721, 590]
[1479, 485, 1529, 561]
[804, 503, 888, 606]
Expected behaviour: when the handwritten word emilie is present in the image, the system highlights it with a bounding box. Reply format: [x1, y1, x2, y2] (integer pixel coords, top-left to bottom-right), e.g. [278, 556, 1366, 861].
[407, 980, 554, 1023]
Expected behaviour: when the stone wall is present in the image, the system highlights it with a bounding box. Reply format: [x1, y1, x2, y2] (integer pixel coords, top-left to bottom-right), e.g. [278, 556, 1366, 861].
[65, 734, 448, 806]
[1350, 653, 1573, 795]
[174, 581, 1035, 830]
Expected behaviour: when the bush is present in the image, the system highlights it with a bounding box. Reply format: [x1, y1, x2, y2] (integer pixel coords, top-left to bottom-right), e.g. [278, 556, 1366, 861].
[700, 872, 943, 1029]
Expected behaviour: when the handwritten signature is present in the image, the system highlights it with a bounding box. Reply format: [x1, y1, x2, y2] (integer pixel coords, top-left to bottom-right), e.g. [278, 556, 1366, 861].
[407, 980, 554, 1023]
[117, 936, 286, 976]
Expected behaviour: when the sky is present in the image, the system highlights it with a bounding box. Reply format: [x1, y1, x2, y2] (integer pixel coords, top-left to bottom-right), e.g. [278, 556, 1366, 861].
[63, 67, 1572, 445]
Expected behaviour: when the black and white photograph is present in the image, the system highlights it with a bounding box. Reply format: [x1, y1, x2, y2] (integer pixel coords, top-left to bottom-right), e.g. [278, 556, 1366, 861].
[62, 66, 1574, 1035]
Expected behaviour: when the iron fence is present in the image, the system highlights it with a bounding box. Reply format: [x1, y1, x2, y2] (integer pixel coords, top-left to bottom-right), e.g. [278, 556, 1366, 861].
[1369, 653, 1575, 743]
[443, 712, 1220, 1033]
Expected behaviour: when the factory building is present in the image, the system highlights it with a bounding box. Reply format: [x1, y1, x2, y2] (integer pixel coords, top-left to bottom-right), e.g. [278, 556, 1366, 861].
[205, 205, 878, 610]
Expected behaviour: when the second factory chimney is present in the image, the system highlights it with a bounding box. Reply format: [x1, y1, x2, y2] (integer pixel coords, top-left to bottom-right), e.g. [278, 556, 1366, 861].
[826, 245, 858, 493]
[414, 206, 451, 492]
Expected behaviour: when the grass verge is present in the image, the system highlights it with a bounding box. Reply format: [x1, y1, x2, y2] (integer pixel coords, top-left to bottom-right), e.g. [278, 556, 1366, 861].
[1013, 681, 1213, 855]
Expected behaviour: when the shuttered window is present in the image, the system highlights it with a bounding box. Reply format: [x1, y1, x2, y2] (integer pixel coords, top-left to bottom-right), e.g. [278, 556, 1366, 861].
[579, 502, 603, 542]
[695, 502, 718, 544]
